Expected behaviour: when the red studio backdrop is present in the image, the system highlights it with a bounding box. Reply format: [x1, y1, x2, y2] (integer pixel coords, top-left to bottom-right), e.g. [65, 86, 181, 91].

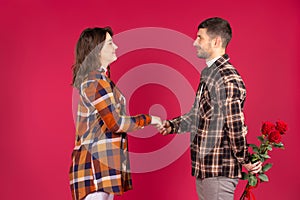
[1, 0, 299, 199]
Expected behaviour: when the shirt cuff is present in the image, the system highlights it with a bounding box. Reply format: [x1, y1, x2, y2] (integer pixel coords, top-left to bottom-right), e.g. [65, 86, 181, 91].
[240, 153, 251, 165]
[168, 120, 176, 134]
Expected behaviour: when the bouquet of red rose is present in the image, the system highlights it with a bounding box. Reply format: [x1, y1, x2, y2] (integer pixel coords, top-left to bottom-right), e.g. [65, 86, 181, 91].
[240, 120, 288, 200]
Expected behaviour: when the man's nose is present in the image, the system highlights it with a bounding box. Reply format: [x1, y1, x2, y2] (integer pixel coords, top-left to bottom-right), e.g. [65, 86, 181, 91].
[193, 39, 197, 47]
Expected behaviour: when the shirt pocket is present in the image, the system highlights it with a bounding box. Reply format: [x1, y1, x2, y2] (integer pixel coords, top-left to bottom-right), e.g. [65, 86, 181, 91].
[199, 90, 213, 119]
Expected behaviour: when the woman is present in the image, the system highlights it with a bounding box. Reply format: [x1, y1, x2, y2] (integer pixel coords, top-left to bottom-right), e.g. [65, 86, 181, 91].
[70, 27, 161, 200]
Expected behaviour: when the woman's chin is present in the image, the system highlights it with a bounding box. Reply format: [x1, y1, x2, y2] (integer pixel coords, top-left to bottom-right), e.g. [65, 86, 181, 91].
[112, 56, 118, 62]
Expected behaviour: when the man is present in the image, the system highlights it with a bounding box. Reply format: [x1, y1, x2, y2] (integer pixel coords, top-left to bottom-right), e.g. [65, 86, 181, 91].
[159, 17, 261, 200]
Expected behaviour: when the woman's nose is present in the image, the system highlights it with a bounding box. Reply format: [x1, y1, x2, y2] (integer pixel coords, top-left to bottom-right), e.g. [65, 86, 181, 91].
[113, 43, 118, 49]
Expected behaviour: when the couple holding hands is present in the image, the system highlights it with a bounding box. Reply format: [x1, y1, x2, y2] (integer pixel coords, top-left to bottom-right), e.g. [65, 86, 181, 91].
[69, 17, 262, 200]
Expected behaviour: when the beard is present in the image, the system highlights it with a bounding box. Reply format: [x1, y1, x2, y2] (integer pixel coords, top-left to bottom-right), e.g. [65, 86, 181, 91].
[195, 42, 212, 59]
[196, 50, 210, 59]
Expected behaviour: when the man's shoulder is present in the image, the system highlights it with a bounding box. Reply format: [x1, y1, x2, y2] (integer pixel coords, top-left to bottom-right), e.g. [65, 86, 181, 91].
[218, 61, 242, 77]
[210, 63, 245, 90]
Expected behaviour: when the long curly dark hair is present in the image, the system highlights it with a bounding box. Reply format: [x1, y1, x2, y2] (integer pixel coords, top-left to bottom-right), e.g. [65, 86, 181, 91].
[72, 27, 113, 89]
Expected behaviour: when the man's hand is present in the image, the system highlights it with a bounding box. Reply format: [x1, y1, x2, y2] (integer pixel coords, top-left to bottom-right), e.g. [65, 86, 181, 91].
[159, 120, 172, 135]
[243, 161, 262, 174]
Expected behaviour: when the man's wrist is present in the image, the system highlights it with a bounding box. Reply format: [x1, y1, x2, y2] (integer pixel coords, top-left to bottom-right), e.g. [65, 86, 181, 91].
[169, 120, 175, 134]
[241, 156, 250, 165]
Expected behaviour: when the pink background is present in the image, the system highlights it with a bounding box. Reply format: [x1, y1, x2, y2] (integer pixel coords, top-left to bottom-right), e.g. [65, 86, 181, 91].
[1, 0, 299, 199]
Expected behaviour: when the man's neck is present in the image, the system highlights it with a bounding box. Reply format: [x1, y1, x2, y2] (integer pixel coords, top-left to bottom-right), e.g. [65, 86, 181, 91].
[206, 49, 226, 67]
[206, 56, 222, 68]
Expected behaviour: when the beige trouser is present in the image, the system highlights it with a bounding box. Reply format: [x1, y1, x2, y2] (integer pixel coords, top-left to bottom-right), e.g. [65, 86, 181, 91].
[196, 177, 239, 200]
[84, 192, 114, 200]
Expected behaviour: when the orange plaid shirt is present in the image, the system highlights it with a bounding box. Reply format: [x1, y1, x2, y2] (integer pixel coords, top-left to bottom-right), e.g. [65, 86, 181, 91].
[69, 67, 151, 200]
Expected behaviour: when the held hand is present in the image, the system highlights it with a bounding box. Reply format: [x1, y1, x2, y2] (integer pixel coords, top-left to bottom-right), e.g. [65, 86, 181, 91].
[151, 116, 162, 127]
[159, 120, 172, 136]
[243, 161, 262, 174]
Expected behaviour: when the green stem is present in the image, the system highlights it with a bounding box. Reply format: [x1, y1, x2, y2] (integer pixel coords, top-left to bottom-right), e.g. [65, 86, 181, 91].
[239, 183, 249, 200]
[259, 140, 269, 155]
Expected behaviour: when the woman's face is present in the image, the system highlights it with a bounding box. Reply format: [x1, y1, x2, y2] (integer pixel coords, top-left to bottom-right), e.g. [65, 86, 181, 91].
[99, 32, 118, 67]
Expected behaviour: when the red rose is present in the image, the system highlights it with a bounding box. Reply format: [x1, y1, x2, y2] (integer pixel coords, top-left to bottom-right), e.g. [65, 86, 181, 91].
[268, 130, 282, 143]
[275, 120, 288, 134]
[261, 122, 275, 136]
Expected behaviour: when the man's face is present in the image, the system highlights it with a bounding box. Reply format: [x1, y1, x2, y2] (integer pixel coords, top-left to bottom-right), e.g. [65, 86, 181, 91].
[193, 28, 213, 60]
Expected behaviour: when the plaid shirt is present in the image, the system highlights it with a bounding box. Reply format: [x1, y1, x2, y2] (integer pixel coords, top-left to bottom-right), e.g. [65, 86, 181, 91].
[69, 67, 151, 200]
[170, 54, 249, 179]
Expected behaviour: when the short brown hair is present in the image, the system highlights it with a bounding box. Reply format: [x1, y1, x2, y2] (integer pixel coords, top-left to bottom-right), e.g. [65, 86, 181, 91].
[198, 17, 232, 48]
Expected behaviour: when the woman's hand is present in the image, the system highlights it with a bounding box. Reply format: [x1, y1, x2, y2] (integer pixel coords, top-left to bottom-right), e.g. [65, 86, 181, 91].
[151, 116, 162, 127]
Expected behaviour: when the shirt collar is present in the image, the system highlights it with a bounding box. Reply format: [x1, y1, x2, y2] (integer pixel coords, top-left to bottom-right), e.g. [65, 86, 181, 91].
[206, 56, 222, 68]
[98, 66, 108, 74]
